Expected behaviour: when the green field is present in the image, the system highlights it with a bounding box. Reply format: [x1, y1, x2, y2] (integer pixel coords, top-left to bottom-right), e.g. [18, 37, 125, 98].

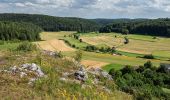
[0, 42, 19, 50]
[1, 32, 170, 71]
[36, 32, 170, 71]
[80, 33, 170, 55]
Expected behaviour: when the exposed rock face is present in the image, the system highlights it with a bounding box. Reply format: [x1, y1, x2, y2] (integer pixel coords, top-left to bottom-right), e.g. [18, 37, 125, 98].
[74, 67, 88, 82]
[0, 63, 46, 85]
[41, 50, 58, 57]
[88, 68, 113, 81]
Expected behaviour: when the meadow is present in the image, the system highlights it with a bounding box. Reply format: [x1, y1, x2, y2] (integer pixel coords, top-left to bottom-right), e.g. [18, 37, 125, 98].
[1, 32, 170, 71]
[33, 32, 170, 71]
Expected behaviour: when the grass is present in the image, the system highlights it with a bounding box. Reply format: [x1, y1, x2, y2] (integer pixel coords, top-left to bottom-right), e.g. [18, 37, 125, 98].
[103, 63, 124, 72]
[36, 31, 170, 70]
[163, 88, 170, 94]
[0, 42, 20, 50]
[63, 51, 170, 68]
[64, 37, 89, 49]
[153, 51, 170, 58]
[0, 50, 133, 99]
[80, 32, 170, 55]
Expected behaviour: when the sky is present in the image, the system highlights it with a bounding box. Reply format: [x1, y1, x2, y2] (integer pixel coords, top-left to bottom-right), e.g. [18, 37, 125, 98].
[0, 0, 170, 19]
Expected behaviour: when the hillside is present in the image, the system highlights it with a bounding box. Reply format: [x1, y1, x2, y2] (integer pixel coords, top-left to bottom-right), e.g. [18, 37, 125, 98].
[0, 13, 99, 32]
[0, 21, 42, 41]
[99, 18, 170, 37]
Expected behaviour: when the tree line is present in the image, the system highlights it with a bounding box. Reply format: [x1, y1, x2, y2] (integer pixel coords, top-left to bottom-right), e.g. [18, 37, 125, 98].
[0, 21, 42, 41]
[109, 61, 170, 99]
[0, 13, 99, 32]
[99, 19, 170, 37]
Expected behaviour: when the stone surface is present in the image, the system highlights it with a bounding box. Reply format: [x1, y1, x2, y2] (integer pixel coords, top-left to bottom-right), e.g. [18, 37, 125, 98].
[74, 67, 88, 82]
[0, 63, 46, 85]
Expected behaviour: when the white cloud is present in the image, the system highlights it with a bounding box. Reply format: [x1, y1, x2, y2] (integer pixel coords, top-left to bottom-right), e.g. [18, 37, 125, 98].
[0, 0, 170, 18]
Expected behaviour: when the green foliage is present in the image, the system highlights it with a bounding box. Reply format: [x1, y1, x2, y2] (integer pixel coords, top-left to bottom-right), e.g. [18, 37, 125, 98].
[143, 54, 155, 59]
[0, 21, 42, 41]
[109, 61, 170, 99]
[85, 45, 115, 54]
[74, 50, 83, 62]
[16, 41, 37, 52]
[99, 19, 170, 37]
[124, 37, 129, 44]
[122, 29, 129, 35]
[0, 13, 99, 32]
[0, 40, 4, 45]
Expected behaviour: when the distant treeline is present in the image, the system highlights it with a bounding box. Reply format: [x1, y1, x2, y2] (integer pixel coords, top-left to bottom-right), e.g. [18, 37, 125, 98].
[1, 13, 170, 40]
[0, 21, 42, 41]
[0, 13, 99, 32]
[99, 19, 170, 37]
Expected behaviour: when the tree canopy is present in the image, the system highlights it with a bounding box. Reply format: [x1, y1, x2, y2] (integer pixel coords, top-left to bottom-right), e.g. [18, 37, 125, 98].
[99, 19, 170, 37]
[0, 21, 42, 41]
[0, 13, 99, 32]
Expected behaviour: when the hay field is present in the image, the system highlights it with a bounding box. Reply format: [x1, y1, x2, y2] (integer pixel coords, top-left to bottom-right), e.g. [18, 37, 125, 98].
[36, 39, 75, 52]
[35, 32, 75, 52]
[81, 60, 109, 69]
[81, 33, 170, 55]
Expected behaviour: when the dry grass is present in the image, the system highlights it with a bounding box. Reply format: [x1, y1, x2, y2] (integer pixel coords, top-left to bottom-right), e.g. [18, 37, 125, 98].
[35, 39, 75, 52]
[81, 36, 124, 47]
[35, 31, 75, 52]
[118, 39, 170, 54]
[81, 33, 170, 55]
[81, 60, 109, 69]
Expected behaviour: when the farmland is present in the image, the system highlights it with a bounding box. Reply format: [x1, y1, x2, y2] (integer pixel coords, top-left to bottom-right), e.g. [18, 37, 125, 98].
[33, 32, 170, 70]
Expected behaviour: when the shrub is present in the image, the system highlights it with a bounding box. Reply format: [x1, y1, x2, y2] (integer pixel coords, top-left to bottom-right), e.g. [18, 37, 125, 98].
[143, 54, 154, 59]
[144, 61, 153, 69]
[72, 44, 76, 48]
[74, 50, 83, 62]
[79, 39, 83, 42]
[17, 41, 37, 52]
[124, 37, 129, 44]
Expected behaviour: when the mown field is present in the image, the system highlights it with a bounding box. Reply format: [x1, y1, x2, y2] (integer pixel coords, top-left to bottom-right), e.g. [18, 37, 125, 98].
[1, 32, 170, 71]
[80, 33, 170, 56]
[33, 32, 170, 71]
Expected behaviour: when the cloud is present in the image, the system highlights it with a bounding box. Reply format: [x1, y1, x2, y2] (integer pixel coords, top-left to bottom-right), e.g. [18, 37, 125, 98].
[0, 0, 170, 18]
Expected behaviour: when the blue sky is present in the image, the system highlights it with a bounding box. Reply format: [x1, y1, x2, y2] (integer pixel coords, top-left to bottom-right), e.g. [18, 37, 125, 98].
[0, 0, 170, 18]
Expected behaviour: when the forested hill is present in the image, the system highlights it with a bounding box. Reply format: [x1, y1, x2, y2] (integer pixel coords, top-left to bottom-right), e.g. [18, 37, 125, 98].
[92, 18, 149, 26]
[0, 21, 42, 41]
[99, 18, 170, 37]
[0, 13, 99, 32]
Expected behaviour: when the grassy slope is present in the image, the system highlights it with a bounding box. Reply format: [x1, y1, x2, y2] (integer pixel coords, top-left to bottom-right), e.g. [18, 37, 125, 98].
[0, 42, 19, 50]
[0, 51, 132, 99]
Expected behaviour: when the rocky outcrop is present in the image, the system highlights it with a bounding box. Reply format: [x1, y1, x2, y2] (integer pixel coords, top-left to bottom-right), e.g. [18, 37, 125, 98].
[74, 67, 88, 82]
[0, 63, 46, 85]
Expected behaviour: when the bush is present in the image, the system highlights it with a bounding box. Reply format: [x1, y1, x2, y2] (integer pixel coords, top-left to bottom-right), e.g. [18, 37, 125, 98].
[17, 41, 37, 52]
[144, 61, 153, 69]
[72, 44, 76, 48]
[143, 54, 154, 59]
[74, 50, 83, 62]
[124, 37, 129, 44]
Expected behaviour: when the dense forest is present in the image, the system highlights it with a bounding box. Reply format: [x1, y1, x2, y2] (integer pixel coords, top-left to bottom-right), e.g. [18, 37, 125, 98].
[1, 13, 170, 40]
[92, 18, 148, 26]
[99, 19, 170, 37]
[0, 21, 42, 41]
[0, 13, 99, 32]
